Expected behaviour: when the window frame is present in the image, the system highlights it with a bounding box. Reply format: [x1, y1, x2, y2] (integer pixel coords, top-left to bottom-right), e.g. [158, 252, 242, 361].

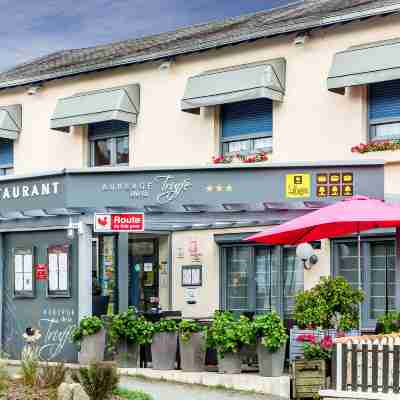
[0, 164, 14, 176]
[88, 124, 129, 167]
[368, 84, 400, 141]
[47, 244, 72, 298]
[219, 101, 273, 157]
[13, 247, 36, 299]
[219, 242, 303, 319]
[331, 235, 400, 331]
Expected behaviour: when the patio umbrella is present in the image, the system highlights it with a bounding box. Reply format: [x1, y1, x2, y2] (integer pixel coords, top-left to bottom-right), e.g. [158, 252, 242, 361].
[245, 195, 400, 326]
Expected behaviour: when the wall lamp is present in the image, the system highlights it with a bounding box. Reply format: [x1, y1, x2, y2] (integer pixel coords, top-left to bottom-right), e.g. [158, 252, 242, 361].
[27, 85, 42, 95]
[296, 242, 318, 270]
[293, 32, 309, 46]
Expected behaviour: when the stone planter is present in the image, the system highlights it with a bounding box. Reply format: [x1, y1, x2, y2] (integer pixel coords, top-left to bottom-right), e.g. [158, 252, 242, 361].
[115, 338, 139, 368]
[179, 332, 206, 372]
[151, 332, 178, 370]
[78, 328, 106, 364]
[218, 352, 242, 374]
[292, 359, 327, 399]
[257, 340, 286, 377]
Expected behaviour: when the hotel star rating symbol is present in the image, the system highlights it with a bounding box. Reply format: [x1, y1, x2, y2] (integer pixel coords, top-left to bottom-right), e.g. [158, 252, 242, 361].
[206, 184, 233, 192]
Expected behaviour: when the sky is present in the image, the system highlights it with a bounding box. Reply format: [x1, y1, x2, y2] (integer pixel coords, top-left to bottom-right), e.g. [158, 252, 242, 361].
[0, 0, 294, 72]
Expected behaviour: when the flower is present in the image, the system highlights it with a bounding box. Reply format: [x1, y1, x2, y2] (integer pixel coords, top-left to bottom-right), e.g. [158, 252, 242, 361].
[296, 333, 317, 344]
[320, 335, 334, 350]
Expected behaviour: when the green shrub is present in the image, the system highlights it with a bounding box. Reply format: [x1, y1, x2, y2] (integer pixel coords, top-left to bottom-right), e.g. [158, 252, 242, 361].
[253, 312, 287, 352]
[114, 387, 153, 400]
[72, 316, 103, 344]
[293, 276, 364, 330]
[378, 312, 400, 334]
[38, 362, 67, 389]
[153, 319, 177, 334]
[71, 361, 119, 400]
[179, 319, 204, 343]
[0, 361, 9, 394]
[21, 344, 40, 387]
[206, 311, 254, 358]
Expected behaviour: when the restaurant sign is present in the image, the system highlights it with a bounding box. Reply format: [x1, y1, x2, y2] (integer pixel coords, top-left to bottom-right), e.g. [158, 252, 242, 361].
[94, 213, 145, 233]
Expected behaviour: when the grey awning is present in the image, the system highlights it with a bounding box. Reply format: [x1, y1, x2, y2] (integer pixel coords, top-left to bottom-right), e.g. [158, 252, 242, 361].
[181, 58, 286, 114]
[0, 104, 22, 140]
[51, 84, 140, 132]
[328, 38, 400, 94]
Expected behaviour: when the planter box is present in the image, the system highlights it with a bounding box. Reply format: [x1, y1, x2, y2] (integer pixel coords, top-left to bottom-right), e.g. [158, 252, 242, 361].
[289, 327, 360, 361]
[78, 328, 106, 365]
[257, 340, 286, 377]
[115, 339, 139, 368]
[218, 352, 242, 374]
[292, 359, 326, 399]
[151, 332, 178, 370]
[180, 332, 206, 372]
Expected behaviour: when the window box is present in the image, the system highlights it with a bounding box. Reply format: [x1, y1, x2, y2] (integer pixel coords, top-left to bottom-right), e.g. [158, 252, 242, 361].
[351, 139, 400, 154]
[212, 151, 268, 164]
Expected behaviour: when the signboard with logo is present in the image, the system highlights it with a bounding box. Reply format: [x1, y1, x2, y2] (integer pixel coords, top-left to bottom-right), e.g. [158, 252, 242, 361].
[285, 174, 311, 198]
[35, 263, 48, 280]
[94, 213, 145, 233]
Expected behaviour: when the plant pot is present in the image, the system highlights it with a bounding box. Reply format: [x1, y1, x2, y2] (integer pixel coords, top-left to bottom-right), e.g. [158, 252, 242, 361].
[218, 352, 242, 374]
[92, 295, 109, 317]
[180, 332, 206, 372]
[257, 339, 286, 377]
[115, 338, 139, 368]
[292, 359, 327, 399]
[78, 328, 106, 364]
[151, 332, 178, 370]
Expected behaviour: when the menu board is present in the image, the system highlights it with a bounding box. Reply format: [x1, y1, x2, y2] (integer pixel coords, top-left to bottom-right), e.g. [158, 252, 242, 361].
[14, 248, 34, 296]
[48, 244, 70, 296]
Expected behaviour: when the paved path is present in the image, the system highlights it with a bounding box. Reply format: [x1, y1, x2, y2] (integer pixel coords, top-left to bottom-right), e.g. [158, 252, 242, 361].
[119, 375, 282, 400]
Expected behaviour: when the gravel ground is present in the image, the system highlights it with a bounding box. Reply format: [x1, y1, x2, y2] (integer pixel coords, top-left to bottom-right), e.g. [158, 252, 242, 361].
[119, 375, 283, 400]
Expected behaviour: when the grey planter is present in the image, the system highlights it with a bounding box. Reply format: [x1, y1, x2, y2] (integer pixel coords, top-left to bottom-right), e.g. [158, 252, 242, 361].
[78, 328, 106, 365]
[115, 339, 139, 368]
[151, 332, 178, 370]
[257, 340, 286, 377]
[179, 332, 206, 372]
[218, 352, 242, 374]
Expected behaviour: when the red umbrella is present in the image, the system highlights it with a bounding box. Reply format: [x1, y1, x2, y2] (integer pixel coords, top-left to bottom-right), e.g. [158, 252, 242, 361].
[245, 195, 400, 324]
[246, 195, 400, 245]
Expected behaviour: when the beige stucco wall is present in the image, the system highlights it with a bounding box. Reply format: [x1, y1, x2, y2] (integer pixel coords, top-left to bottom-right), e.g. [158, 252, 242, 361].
[0, 14, 399, 190]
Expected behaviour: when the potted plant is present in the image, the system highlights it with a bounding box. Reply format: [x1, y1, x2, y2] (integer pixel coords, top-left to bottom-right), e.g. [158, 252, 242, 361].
[92, 280, 109, 317]
[207, 311, 254, 374]
[179, 319, 206, 372]
[253, 312, 287, 377]
[292, 333, 334, 399]
[109, 308, 153, 367]
[290, 276, 364, 360]
[72, 316, 105, 364]
[376, 311, 400, 334]
[151, 319, 178, 370]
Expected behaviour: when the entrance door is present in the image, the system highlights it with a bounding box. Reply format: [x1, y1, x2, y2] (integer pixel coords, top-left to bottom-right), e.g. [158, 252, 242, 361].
[128, 239, 159, 311]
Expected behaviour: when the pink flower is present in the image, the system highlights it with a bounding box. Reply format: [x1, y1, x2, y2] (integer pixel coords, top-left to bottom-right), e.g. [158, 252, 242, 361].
[297, 334, 317, 344]
[320, 335, 334, 350]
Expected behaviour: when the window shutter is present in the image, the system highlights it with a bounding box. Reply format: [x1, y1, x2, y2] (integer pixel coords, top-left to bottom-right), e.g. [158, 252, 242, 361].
[369, 80, 400, 121]
[221, 99, 273, 138]
[0, 139, 13, 165]
[88, 120, 129, 139]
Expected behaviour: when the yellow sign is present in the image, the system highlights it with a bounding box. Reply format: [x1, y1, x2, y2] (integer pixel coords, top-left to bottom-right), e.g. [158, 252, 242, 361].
[286, 174, 311, 198]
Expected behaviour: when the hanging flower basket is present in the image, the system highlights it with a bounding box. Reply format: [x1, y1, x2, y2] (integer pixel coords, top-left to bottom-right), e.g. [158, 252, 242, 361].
[351, 139, 400, 154]
[212, 151, 268, 164]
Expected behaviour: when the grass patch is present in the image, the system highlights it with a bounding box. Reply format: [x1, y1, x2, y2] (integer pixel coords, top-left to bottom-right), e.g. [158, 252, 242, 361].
[114, 387, 153, 400]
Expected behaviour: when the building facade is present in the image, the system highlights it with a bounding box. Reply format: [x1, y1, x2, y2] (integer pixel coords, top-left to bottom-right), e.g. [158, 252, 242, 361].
[0, 0, 399, 362]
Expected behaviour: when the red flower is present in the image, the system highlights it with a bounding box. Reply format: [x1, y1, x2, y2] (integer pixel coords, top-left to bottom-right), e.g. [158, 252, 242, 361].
[296, 334, 317, 344]
[320, 335, 334, 350]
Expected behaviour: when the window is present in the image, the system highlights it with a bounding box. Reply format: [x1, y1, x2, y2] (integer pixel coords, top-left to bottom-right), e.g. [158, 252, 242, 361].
[220, 98, 273, 155]
[13, 248, 35, 298]
[333, 238, 398, 328]
[222, 244, 303, 318]
[89, 121, 129, 167]
[369, 80, 400, 140]
[0, 139, 13, 175]
[47, 244, 71, 297]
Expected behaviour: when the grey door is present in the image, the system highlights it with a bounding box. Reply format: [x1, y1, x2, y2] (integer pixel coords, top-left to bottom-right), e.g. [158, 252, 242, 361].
[2, 230, 78, 362]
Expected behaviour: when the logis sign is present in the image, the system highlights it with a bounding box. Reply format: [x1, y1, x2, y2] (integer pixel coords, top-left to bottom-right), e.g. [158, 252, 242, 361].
[94, 213, 145, 233]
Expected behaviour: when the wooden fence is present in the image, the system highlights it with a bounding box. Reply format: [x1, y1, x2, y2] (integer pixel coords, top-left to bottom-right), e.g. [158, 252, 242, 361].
[331, 334, 400, 395]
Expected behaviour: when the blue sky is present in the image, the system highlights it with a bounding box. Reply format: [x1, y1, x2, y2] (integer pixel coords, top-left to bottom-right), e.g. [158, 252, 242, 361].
[0, 0, 293, 72]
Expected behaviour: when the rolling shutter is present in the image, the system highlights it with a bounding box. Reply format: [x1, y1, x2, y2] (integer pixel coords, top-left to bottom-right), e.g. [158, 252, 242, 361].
[88, 120, 129, 139]
[369, 79, 400, 121]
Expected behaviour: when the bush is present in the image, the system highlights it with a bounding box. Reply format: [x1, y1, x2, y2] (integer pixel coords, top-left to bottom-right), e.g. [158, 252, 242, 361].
[377, 311, 400, 334]
[293, 276, 364, 330]
[21, 344, 40, 387]
[72, 316, 103, 344]
[153, 319, 177, 334]
[114, 387, 153, 400]
[71, 361, 119, 400]
[38, 362, 67, 389]
[206, 311, 254, 358]
[179, 319, 204, 343]
[253, 312, 287, 352]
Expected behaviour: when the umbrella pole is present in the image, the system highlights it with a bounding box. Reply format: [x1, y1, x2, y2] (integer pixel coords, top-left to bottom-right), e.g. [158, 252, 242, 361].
[358, 234, 362, 330]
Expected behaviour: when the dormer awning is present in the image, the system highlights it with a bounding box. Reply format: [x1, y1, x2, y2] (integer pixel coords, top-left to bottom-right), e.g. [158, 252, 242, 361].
[51, 84, 140, 132]
[328, 38, 400, 94]
[0, 104, 22, 140]
[181, 58, 286, 114]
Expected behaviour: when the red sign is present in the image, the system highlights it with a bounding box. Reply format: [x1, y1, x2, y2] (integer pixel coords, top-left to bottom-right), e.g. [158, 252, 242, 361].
[36, 264, 48, 280]
[94, 213, 145, 232]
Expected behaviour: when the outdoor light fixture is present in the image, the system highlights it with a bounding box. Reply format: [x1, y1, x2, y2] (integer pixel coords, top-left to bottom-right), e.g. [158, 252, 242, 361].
[293, 32, 309, 46]
[27, 85, 41, 95]
[159, 59, 173, 71]
[296, 242, 318, 270]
